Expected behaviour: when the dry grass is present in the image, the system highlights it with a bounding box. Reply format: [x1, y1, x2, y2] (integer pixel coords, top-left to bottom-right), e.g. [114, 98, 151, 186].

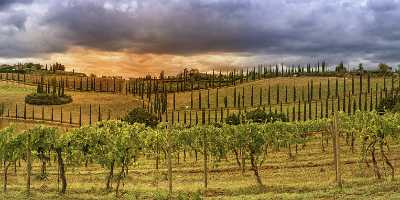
[0, 81, 143, 125]
[160, 76, 399, 122]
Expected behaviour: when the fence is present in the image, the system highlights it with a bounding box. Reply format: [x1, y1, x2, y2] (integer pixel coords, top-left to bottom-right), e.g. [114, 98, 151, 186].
[0, 103, 132, 127]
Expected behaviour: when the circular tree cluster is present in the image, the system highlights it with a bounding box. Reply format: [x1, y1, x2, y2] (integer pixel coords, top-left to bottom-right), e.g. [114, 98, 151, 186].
[25, 76, 72, 105]
[25, 93, 72, 105]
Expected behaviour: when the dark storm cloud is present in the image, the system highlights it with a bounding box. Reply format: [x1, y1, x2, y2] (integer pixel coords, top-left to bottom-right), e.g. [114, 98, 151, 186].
[1, 0, 400, 66]
[0, 0, 32, 10]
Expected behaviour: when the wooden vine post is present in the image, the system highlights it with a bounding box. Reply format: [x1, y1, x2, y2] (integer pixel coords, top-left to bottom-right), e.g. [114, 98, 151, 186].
[167, 124, 173, 199]
[332, 113, 342, 188]
[202, 110, 208, 190]
[26, 133, 32, 195]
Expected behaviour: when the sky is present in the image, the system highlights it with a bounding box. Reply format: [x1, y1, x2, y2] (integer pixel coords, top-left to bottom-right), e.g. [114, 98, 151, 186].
[0, 0, 400, 77]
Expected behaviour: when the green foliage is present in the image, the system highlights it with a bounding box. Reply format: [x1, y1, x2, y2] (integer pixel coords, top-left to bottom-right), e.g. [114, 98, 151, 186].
[358, 63, 364, 72]
[26, 125, 58, 179]
[377, 95, 400, 113]
[378, 63, 391, 74]
[335, 62, 347, 73]
[1, 110, 400, 194]
[123, 108, 159, 127]
[225, 113, 241, 125]
[0, 125, 23, 165]
[152, 191, 169, 200]
[26, 76, 70, 105]
[25, 93, 72, 105]
[245, 109, 288, 123]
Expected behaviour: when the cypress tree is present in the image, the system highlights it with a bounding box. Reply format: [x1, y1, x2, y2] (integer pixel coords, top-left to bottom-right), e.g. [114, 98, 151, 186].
[276, 84, 280, 104]
[370, 90, 373, 111]
[199, 91, 202, 109]
[319, 82, 322, 100]
[207, 89, 210, 109]
[335, 78, 338, 97]
[242, 87, 245, 108]
[364, 92, 368, 111]
[268, 85, 271, 105]
[310, 80, 314, 100]
[292, 105, 296, 121]
[348, 92, 351, 115]
[293, 86, 297, 102]
[320, 101, 323, 118]
[384, 76, 387, 97]
[173, 92, 176, 111]
[298, 100, 301, 121]
[351, 75, 355, 95]
[251, 86, 254, 107]
[285, 85, 288, 103]
[327, 79, 331, 98]
[216, 88, 219, 108]
[191, 91, 193, 109]
[325, 98, 329, 118]
[233, 87, 237, 107]
[375, 83, 378, 109]
[237, 92, 241, 108]
[367, 73, 371, 93]
[303, 101, 307, 121]
[359, 73, 363, 95]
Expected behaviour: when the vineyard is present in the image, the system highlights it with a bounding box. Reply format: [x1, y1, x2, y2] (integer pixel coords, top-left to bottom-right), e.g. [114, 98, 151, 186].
[0, 111, 399, 199]
[1, 68, 400, 199]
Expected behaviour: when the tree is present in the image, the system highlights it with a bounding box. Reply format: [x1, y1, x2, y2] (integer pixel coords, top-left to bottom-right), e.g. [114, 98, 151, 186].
[396, 64, 400, 73]
[0, 126, 24, 192]
[378, 63, 391, 74]
[52, 63, 65, 71]
[245, 109, 288, 123]
[335, 62, 346, 73]
[358, 63, 364, 72]
[243, 123, 267, 187]
[28, 126, 58, 179]
[159, 70, 165, 80]
[72, 121, 145, 195]
[321, 61, 326, 72]
[123, 108, 159, 127]
[55, 134, 67, 193]
[225, 113, 241, 125]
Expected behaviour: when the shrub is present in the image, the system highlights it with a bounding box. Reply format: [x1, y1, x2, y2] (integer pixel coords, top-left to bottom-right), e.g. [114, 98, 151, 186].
[25, 93, 72, 105]
[225, 113, 241, 125]
[246, 109, 288, 123]
[123, 108, 159, 127]
[377, 94, 400, 113]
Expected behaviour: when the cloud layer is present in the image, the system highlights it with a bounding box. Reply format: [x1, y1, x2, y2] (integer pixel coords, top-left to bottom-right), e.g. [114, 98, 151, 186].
[0, 0, 400, 72]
